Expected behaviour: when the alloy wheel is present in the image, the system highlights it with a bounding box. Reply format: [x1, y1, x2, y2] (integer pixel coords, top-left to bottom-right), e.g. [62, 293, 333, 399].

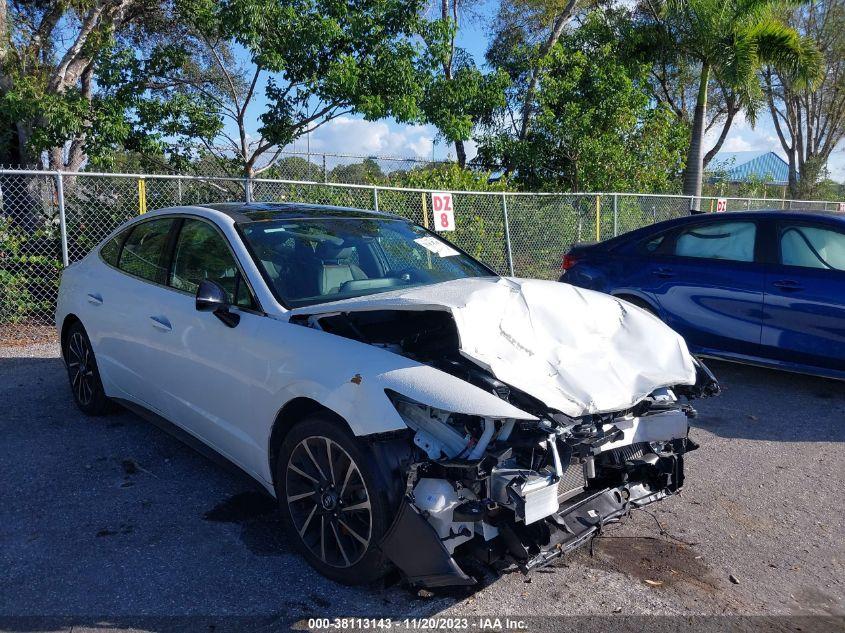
[285, 435, 372, 568]
[67, 332, 95, 406]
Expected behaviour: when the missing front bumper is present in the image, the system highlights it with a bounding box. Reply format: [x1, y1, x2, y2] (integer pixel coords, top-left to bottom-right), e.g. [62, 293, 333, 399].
[379, 479, 675, 588]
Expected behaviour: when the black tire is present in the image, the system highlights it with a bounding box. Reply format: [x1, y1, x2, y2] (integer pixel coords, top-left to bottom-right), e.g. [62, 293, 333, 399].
[63, 321, 112, 416]
[275, 415, 394, 585]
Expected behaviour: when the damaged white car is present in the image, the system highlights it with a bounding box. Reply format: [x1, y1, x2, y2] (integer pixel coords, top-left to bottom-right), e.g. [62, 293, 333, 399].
[55, 202, 719, 587]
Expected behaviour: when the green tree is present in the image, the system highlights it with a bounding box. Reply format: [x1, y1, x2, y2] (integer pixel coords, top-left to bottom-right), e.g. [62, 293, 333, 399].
[486, 0, 588, 142]
[163, 0, 436, 178]
[419, 1, 509, 167]
[0, 1, 215, 170]
[478, 11, 688, 192]
[329, 158, 386, 184]
[764, 0, 845, 198]
[654, 0, 822, 202]
[265, 156, 326, 181]
[631, 6, 745, 170]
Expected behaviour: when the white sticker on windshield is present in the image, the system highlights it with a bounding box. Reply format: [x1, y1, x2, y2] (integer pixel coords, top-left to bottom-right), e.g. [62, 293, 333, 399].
[415, 236, 459, 257]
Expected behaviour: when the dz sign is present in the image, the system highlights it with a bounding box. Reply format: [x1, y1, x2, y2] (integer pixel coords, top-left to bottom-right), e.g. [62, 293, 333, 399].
[432, 192, 455, 231]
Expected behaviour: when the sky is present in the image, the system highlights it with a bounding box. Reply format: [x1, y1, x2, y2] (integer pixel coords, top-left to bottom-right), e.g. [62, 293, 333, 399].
[233, 2, 845, 183]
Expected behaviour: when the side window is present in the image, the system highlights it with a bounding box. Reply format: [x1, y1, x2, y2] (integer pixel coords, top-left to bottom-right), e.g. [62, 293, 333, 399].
[100, 228, 130, 267]
[641, 233, 667, 254]
[674, 221, 756, 262]
[118, 219, 175, 282]
[170, 219, 255, 308]
[780, 224, 845, 271]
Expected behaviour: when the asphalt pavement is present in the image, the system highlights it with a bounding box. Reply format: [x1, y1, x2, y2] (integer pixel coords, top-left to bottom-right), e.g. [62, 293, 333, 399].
[1, 340, 843, 631]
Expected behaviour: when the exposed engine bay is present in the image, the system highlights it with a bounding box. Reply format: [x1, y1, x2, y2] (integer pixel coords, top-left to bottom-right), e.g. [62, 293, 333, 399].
[291, 306, 720, 587]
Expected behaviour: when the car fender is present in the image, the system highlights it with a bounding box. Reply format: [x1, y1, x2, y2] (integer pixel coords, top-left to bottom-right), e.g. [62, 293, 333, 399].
[249, 317, 534, 481]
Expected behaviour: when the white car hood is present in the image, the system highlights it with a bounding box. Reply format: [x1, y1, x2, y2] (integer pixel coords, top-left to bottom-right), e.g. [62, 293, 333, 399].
[289, 277, 697, 417]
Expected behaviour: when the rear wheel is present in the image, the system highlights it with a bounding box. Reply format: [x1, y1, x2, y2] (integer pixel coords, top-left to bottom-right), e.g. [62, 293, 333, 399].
[275, 415, 393, 585]
[64, 322, 112, 416]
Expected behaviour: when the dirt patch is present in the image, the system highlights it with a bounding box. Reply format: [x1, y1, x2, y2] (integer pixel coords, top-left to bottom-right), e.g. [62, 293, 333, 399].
[0, 325, 56, 347]
[582, 536, 719, 593]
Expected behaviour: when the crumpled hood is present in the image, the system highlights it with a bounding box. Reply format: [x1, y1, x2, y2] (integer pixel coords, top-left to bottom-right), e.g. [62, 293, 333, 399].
[289, 277, 697, 417]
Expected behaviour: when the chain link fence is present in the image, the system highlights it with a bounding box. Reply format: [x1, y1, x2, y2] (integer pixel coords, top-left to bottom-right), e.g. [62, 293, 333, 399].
[2, 169, 843, 342]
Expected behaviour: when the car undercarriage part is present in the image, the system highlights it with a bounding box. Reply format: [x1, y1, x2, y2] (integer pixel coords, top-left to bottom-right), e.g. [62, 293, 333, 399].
[296, 308, 717, 587]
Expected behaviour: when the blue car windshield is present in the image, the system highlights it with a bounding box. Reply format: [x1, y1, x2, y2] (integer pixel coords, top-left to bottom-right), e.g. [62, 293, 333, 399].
[240, 217, 495, 308]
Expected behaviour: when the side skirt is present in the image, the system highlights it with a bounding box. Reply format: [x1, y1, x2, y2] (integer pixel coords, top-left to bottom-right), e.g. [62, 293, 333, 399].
[112, 398, 274, 496]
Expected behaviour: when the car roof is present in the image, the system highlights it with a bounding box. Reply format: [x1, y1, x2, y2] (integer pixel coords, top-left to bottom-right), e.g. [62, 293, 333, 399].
[197, 202, 401, 223]
[659, 209, 845, 226]
[602, 209, 845, 246]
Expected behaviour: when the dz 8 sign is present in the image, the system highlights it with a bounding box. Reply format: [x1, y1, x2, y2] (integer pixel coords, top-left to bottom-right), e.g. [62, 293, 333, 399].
[432, 192, 455, 231]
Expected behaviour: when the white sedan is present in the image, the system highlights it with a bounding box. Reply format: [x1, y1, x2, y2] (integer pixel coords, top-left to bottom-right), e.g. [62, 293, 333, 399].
[56, 202, 719, 587]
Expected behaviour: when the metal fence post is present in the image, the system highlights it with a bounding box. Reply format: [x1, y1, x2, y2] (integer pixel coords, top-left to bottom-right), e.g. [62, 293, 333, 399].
[501, 193, 515, 277]
[373, 186, 380, 212]
[244, 177, 253, 203]
[177, 178, 183, 205]
[138, 177, 147, 214]
[323, 155, 328, 183]
[595, 194, 602, 241]
[55, 172, 69, 267]
[612, 194, 618, 237]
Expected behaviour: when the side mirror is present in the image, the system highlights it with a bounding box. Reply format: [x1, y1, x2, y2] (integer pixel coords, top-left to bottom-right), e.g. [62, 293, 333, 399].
[195, 279, 240, 328]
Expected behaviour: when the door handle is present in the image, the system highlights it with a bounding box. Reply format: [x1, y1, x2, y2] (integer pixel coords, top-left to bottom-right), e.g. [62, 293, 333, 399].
[87, 293, 103, 305]
[773, 279, 803, 292]
[149, 315, 172, 332]
[652, 268, 675, 278]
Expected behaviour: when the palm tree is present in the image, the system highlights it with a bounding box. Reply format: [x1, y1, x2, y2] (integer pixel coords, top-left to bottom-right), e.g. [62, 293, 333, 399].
[660, 0, 821, 205]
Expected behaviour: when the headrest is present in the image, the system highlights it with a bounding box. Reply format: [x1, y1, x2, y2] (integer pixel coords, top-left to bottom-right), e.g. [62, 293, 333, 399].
[316, 242, 355, 262]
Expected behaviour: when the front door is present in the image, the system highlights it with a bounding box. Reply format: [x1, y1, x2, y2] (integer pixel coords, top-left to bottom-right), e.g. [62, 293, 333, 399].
[142, 217, 268, 477]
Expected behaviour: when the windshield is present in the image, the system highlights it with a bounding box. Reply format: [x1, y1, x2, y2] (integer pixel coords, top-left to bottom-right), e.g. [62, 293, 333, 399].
[240, 217, 495, 308]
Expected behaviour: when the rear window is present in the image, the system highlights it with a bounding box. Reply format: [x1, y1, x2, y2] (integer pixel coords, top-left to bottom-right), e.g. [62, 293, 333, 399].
[674, 221, 756, 262]
[99, 232, 125, 266]
[118, 219, 175, 283]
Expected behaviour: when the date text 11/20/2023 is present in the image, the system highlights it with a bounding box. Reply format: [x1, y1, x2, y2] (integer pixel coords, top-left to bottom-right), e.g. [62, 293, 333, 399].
[306, 618, 528, 630]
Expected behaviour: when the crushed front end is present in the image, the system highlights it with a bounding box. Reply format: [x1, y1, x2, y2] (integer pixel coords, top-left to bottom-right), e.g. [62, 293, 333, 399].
[291, 300, 720, 588]
[378, 368, 717, 587]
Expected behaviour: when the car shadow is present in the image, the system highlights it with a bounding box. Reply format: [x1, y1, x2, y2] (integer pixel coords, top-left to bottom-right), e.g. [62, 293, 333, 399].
[690, 359, 845, 442]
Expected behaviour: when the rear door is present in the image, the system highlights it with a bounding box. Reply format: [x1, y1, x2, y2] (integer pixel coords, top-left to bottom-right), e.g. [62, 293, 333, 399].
[650, 218, 766, 357]
[86, 217, 178, 409]
[761, 219, 845, 371]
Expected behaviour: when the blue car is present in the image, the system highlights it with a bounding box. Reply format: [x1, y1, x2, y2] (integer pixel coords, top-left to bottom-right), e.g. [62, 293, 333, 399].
[560, 211, 845, 380]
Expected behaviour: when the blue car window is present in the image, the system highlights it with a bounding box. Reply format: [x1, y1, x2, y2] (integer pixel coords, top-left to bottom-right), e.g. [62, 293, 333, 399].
[781, 225, 845, 271]
[643, 235, 666, 253]
[674, 222, 756, 262]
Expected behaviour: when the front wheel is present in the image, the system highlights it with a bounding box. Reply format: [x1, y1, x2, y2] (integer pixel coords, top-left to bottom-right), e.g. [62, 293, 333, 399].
[275, 416, 394, 585]
[63, 322, 112, 416]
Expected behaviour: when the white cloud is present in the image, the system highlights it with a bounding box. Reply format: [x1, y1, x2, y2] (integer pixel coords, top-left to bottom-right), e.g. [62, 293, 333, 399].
[720, 136, 755, 152]
[299, 117, 437, 159]
[704, 111, 788, 161]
